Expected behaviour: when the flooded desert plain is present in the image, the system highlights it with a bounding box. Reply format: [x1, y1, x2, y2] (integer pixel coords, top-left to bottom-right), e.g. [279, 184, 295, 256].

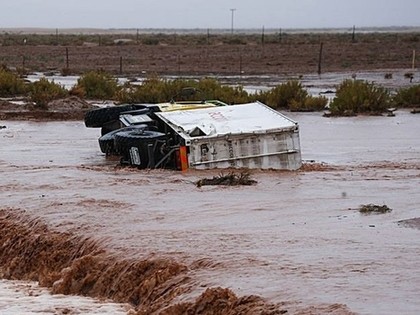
[0, 110, 419, 314]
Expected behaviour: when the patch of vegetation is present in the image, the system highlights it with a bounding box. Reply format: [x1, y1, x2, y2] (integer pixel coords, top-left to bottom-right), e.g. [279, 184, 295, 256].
[116, 76, 190, 103]
[289, 95, 328, 112]
[359, 204, 392, 215]
[329, 79, 391, 116]
[257, 80, 307, 109]
[393, 84, 420, 108]
[223, 36, 247, 45]
[29, 78, 68, 108]
[115, 76, 251, 104]
[404, 72, 414, 81]
[196, 172, 257, 187]
[75, 71, 119, 99]
[142, 37, 159, 45]
[196, 78, 250, 104]
[117, 76, 328, 111]
[0, 67, 27, 97]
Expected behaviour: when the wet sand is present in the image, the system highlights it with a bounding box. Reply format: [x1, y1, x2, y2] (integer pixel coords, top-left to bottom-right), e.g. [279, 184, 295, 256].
[1, 111, 419, 314]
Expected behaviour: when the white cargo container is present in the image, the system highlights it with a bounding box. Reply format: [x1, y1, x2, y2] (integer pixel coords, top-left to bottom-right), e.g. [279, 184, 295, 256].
[155, 101, 302, 170]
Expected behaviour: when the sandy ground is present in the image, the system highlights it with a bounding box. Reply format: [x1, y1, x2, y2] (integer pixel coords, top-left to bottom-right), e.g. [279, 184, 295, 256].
[1, 110, 419, 314]
[1, 33, 420, 76]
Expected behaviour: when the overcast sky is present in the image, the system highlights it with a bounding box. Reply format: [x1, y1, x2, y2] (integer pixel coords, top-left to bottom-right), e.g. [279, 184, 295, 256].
[1, 0, 420, 29]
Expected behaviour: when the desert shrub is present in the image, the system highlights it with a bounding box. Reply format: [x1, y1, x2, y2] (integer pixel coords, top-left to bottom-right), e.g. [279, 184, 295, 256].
[115, 76, 252, 104]
[289, 95, 328, 112]
[75, 71, 118, 99]
[223, 36, 247, 45]
[142, 37, 159, 45]
[115, 76, 184, 103]
[69, 85, 85, 98]
[404, 72, 414, 80]
[0, 68, 27, 97]
[29, 78, 67, 108]
[393, 85, 420, 107]
[196, 78, 250, 104]
[258, 80, 308, 109]
[359, 204, 392, 215]
[329, 80, 391, 115]
[60, 67, 72, 76]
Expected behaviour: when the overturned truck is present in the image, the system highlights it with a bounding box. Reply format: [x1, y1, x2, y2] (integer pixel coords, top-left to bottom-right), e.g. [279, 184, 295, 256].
[84, 100, 302, 171]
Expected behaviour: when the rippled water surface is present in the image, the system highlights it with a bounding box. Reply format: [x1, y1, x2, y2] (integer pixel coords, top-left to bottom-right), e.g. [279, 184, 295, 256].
[1, 110, 419, 314]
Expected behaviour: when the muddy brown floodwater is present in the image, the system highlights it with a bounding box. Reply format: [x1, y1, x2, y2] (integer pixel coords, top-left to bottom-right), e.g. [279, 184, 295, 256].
[1, 110, 420, 314]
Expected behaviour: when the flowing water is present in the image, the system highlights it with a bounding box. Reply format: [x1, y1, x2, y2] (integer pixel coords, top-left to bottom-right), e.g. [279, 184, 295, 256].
[1, 110, 419, 314]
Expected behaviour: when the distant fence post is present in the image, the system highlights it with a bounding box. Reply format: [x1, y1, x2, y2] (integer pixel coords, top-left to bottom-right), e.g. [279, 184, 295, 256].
[239, 54, 243, 75]
[22, 55, 25, 70]
[261, 25, 265, 46]
[119, 56, 123, 74]
[318, 42, 324, 75]
[352, 25, 356, 43]
[413, 50, 416, 70]
[66, 47, 69, 69]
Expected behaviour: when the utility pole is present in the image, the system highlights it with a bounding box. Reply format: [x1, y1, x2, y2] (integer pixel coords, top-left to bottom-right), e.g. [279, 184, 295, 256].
[230, 8, 236, 34]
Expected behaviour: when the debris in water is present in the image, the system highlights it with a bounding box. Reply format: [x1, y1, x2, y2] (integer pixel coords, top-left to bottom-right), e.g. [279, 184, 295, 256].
[196, 172, 257, 187]
[397, 217, 420, 230]
[359, 204, 392, 214]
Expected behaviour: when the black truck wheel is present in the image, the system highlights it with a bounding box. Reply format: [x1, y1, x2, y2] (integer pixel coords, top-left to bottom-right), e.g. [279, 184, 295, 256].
[84, 104, 144, 128]
[114, 130, 166, 168]
[98, 125, 147, 155]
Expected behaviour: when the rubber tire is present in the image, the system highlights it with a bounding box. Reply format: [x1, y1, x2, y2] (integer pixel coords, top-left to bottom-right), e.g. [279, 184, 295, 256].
[114, 129, 166, 155]
[114, 130, 166, 167]
[101, 120, 121, 136]
[98, 125, 147, 155]
[84, 104, 144, 128]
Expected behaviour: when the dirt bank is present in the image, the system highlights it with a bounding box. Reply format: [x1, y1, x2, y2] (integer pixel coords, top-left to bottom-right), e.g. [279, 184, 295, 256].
[0, 208, 291, 314]
[1, 33, 419, 76]
[0, 96, 95, 120]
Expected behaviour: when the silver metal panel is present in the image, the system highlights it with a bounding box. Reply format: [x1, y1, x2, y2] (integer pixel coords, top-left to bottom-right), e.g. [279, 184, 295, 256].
[155, 102, 302, 170]
[188, 129, 302, 170]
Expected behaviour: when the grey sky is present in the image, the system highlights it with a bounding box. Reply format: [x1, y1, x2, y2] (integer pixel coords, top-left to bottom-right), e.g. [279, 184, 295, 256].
[1, 0, 420, 29]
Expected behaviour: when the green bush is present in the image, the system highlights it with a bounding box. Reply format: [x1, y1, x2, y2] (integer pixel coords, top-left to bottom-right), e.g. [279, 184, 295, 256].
[142, 37, 159, 45]
[329, 80, 391, 115]
[393, 84, 420, 107]
[258, 80, 308, 109]
[196, 78, 250, 104]
[115, 76, 252, 104]
[0, 67, 27, 97]
[75, 71, 119, 99]
[289, 95, 328, 112]
[29, 78, 67, 108]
